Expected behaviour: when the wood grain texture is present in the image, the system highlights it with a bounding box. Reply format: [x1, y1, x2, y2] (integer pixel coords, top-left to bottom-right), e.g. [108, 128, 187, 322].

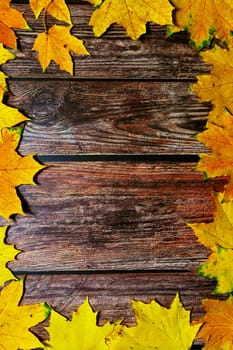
[6, 162, 224, 272]
[3, 4, 210, 79]
[21, 272, 211, 347]
[21, 272, 216, 323]
[6, 80, 211, 155]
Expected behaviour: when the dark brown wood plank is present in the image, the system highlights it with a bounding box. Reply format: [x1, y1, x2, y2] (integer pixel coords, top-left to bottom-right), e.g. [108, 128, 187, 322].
[3, 4, 210, 79]
[20, 271, 213, 347]
[6, 162, 223, 272]
[6, 80, 210, 155]
[21, 272, 216, 324]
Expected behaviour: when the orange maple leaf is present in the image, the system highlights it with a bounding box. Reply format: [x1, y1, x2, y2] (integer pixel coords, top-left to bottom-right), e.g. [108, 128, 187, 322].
[0, 0, 30, 49]
[192, 45, 233, 123]
[88, 0, 174, 40]
[32, 25, 89, 74]
[172, 0, 233, 48]
[197, 297, 233, 349]
[29, 0, 71, 24]
[196, 112, 233, 200]
[0, 127, 45, 220]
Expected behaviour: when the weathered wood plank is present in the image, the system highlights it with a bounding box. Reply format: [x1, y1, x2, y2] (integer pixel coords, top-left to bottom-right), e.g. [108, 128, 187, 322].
[6, 162, 224, 272]
[4, 4, 210, 79]
[6, 80, 210, 155]
[21, 272, 216, 324]
[21, 271, 212, 347]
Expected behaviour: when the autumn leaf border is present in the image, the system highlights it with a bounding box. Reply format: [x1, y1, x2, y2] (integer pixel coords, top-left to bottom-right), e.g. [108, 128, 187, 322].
[0, 0, 232, 349]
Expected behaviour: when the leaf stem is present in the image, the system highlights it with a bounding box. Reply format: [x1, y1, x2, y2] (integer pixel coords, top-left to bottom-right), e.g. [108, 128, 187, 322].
[42, 0, 54, 33]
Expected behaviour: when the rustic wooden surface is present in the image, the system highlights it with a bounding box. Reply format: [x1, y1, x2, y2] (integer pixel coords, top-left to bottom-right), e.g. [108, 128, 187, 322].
[3, 2, 220, 348]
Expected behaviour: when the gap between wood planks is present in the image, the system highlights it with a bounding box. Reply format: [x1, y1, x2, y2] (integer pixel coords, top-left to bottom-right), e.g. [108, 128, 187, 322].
[38, 154, 200, 163]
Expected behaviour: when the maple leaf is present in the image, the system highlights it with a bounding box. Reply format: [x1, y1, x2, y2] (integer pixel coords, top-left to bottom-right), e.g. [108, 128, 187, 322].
[0, 93, 29, 130]
[171, 0, 233, 49]
[32, 24, 89, 75]
[30, 0, 71, 24]
[0, 44, 14, 95]
[0, 43, 15, 65]
[0, 0, 30, 49]
[0, 72, 8, 97]
[0, 45, 28, 128]
[88, 0, 174, 40]
[198, 247, 233, 294]
[192, 45, 233, 121]
[106, 293, 201, 350]
[197, 297, 233, 349]
[84, 0, 103, 5]
[0, 44, 27, 127]
[0, 279, 49, 350]
[189, 192, 233, 293]
[0, 127, 45, 220]
[196, 114, 233, 201]
[45, 297, 115, 350]
[0, 226, 20, 286]
[188, 192, 233, 250]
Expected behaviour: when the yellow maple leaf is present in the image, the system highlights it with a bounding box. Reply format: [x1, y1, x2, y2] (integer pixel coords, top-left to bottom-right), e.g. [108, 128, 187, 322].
[0, 0, 30, 49]
[0, 44, 14, 97]
[0, 44, 14, 93]
[107, 294, 201, 350]
[0, 94, 29, 130]
[0, 279, 49, 350]
[0, 43, 15, 65]
[0, 43, 14, 95]
[192, 45, 233, 122]
[195, 114, 233, 200]
[83, 0, 103, 5]
[198, 247, 233, 294]
[0, 44, 28, 127]
[32, 24, 89, 75]
[30, 0, 71, 24]
[189, 192, 233, 293]
[88, 0, 174, 40]
[0, 226, 20, 286]
[172, 0, 233, 48]
[0, 127, 45, 220]
[188, 192, 233, 249]
[197, 297, 233, 349]
[45, 297, 115, 350]
[0, 72, 8, 97]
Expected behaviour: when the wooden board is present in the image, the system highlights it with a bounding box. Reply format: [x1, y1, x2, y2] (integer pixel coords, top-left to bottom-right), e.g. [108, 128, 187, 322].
[21, 272, 216, 346]
[21, 272, 216, 323]
[6, 162, 223, 272]
[6, 80, 211, 155]
[5, 4, 210, 79]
